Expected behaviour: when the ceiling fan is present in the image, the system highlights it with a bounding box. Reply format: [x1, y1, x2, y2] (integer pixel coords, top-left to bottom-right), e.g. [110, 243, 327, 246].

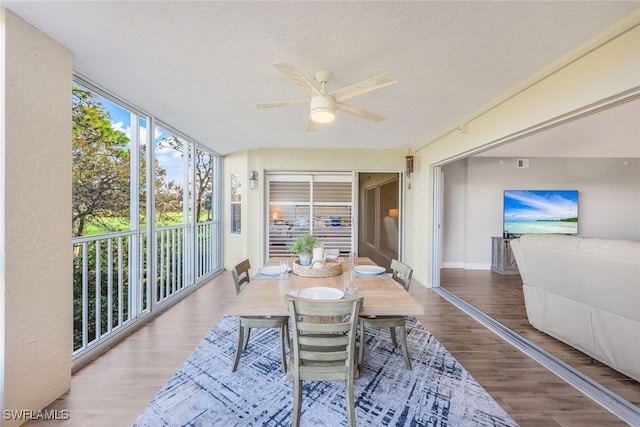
[255, 61, 397, 130]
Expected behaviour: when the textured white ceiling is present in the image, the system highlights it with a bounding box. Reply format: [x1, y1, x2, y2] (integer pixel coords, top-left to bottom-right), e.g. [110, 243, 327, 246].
[4, 1, 640, 156]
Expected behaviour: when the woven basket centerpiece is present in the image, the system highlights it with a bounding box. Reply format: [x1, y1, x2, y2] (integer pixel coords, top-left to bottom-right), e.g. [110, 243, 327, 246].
[293, 260, 343, 278]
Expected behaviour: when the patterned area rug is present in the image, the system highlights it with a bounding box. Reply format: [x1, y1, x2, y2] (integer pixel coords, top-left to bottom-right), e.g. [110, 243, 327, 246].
[133, 315, 518, 426]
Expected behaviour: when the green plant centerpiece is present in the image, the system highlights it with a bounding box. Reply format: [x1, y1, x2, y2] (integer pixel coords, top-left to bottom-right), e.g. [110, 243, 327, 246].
[291, 234, 317, 266]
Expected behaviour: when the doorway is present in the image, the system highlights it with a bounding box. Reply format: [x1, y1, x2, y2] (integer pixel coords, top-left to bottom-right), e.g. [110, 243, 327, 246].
[357, 173, 401, 269]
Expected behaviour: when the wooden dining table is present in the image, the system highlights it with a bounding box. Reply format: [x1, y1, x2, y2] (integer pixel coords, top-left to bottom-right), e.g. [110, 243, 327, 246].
[225, 257, 424, 317]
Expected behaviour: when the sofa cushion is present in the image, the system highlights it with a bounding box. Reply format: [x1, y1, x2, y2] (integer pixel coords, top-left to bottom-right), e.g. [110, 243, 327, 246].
[577, 238, 640, 323]
[511, 233, 640, 382]
[591, 307, 640, 381]
[522, 283, 595, 356]
[513, 235, 584, 303]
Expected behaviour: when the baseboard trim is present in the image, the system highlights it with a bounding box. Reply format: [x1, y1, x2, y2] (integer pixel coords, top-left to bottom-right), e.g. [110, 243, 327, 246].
[433, 287, 640, 426]
[442, 261, 465, 269]
[441, 262, 492, 270]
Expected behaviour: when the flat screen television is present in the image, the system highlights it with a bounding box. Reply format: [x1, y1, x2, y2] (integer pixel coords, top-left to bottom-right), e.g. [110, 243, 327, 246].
[503, 190, 578, 237]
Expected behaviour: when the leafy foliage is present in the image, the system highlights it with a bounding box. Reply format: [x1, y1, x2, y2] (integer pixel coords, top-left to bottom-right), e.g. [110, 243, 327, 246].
[72, 87, 131, 236]
[71, 85, 217, 353]
[156, 135, 215, 223]
[291, 234, 318, 254]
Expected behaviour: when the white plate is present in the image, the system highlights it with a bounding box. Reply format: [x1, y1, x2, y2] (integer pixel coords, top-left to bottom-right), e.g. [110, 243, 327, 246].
[259, 265, 282, 276]
[298, 287, 344, 300]
[354, 265, 386, 275]
[326, 254, 338, 260]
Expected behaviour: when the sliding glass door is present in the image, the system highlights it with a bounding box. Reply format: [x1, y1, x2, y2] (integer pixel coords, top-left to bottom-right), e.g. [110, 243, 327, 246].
[266, 173, 354, 259]
[357, 173, 401, 269]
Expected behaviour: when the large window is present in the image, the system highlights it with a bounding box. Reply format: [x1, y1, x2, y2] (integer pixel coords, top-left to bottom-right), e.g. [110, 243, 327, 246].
[230, 173, 242, 234]
[267, 173, 353, 259]
[71, 78, 221, 360]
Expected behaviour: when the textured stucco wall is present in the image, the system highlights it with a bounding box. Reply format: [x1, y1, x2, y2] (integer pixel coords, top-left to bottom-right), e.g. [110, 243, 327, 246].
[3, 9, 73, 424]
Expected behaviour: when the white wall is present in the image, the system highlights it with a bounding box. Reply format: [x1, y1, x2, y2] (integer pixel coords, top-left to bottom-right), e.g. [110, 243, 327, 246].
[441, 159, 467, 268]
[443, 157, 640, 269]
[407, 14, 640, 286]
[2, 10, 73, 424]
[0, 8, 6, 417]
[223, 148, 405, 271]
[223, 151, 249, 272]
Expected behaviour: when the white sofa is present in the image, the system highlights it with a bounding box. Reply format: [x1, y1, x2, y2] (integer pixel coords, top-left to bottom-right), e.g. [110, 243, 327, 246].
[510, 234, 640, 382]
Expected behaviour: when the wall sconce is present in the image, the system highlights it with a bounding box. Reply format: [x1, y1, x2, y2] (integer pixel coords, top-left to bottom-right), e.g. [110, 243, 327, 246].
[249, 170, 259, 190]
[405, 149, 414, 178]
[389, 208, 399, 218]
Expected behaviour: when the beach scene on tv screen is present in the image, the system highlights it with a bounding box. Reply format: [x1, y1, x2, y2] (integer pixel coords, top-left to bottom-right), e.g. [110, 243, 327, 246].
[504, 190, 578, 234]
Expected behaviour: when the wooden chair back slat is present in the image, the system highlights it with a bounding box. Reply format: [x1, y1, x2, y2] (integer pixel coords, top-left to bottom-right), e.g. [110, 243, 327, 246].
[390, 259, 413, 291]
[232, 259, 251, 294]
[286, 296, 363, 426]
[287, 295, 363, 379]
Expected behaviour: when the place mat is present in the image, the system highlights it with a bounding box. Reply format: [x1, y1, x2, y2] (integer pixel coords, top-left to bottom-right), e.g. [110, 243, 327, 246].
[353, 271, 392, 279]
[253, 272, 291, 280]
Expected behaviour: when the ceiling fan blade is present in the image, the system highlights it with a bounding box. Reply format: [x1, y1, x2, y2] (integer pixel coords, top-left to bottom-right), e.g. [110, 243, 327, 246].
[336, 102, 386, 122]
[331, 73, 397, 102]
[254, 99, 308, 109]
[274, 61, 322, 97]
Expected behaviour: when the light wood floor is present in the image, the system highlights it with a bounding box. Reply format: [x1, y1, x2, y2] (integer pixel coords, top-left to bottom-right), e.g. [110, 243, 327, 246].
[27, 269, 638, 426]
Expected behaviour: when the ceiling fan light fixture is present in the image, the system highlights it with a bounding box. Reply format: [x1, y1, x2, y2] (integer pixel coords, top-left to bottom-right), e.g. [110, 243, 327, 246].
[310, 95, 336, 123]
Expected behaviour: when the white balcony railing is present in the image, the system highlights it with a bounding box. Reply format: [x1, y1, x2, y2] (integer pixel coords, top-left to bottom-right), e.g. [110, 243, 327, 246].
[72, 221, 218, 358]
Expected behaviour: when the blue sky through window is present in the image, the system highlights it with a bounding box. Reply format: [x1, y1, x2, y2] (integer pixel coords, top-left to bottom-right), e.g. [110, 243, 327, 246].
[81, 86, 184, 184]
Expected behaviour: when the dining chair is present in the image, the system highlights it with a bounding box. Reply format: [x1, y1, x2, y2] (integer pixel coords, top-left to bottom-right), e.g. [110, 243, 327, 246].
[358, 259, 414, 370]
[286, 294, 363, 427]
[231, 259, 289, 372]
